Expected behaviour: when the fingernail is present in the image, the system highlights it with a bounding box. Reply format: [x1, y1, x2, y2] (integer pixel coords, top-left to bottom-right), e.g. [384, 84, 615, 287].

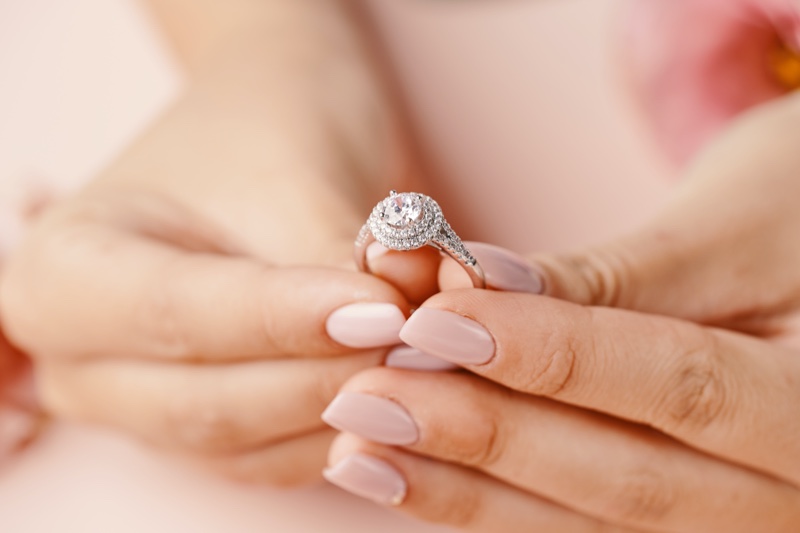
[385, 345, 459, 371]
[324, 453, 407, 506]
[468, 242, 543, 294]
[326, 303, 405, 348]
[323, 392, 418, 445]
[400, 308, 495, 365]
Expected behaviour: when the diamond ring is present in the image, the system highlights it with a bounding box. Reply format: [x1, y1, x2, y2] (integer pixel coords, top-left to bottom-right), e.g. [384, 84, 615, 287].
[354, 191, 486, 289]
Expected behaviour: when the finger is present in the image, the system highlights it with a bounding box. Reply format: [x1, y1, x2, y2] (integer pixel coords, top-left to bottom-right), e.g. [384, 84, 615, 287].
[326, 433, 631, 533]
[525, 95, 800, 329]
[325, 368, 800, 532]
[400, 290, 800, 485]
[371, 239, 546, 300]
[439, 241, 544, 294]
[37, 352, 381, 455]
[1, 215, 410, 362]
[365, 243, 441, 305]
[198, 429, 336, 486]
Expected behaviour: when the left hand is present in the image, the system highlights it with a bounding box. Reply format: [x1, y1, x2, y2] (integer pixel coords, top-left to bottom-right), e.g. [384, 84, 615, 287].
[319, 94, 800, 530]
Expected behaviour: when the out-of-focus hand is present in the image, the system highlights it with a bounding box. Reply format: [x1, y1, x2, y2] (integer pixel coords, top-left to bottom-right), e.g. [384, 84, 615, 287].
[0, 0, 431, 485]
[320, 92, 800, 529]
[0, 186, 415, 485]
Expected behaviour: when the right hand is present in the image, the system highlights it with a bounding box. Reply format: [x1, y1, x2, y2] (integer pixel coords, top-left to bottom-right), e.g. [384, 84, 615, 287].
[0, 187, 412, 485]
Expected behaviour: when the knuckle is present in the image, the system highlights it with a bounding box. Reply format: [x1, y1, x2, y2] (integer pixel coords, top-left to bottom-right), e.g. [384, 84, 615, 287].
[604, 466, 678, 523]
[163, 386, 245, 453]
[523, 325, 580, 396]
[423, 378, 508, 469]
[454, 413, 505, 468]
[427, 481, 484, 528]
[135, 260, 193, 360]
[657, 330, 728, 433]
[241, 265, 298, 357]
[564, 247, 634, 307]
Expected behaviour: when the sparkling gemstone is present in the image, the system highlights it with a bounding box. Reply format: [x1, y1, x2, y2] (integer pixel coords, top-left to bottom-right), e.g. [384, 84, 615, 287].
[382, 193, 423, 228]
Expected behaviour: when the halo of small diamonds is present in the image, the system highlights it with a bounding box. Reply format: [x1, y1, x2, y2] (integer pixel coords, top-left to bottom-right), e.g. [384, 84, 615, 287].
[355, 190, 484, 287]
[367, 191, 443, 251]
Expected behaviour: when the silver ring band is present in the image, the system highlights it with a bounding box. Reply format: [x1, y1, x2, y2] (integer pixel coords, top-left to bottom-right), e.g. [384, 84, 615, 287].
[354, 191, 486, 289]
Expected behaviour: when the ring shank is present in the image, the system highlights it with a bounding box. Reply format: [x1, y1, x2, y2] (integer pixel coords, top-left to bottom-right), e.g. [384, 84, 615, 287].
[354, 227, 486, 289]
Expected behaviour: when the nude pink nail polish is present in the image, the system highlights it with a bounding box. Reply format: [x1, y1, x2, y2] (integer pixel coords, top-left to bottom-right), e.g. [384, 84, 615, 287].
[467, 241, 543, 294]
[322, 392, 418, 446]
[324, 453, 407, 506]
[400, 308, 495, 365]
[326, 303, 405, 349]
[384, 345, 459, 371]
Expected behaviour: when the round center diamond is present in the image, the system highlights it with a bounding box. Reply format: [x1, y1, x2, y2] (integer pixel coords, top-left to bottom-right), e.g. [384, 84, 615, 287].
[383, 193, 423, 228]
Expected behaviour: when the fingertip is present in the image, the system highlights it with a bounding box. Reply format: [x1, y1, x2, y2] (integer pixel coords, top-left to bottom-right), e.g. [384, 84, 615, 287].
[384, 345, 459, 372]
[325, 303, 406, 349]
[323, 449, 408, 507]
[366, 242, 390, 263]
[439, 242, 544, 294]
[366, 247, 441, 305]
[327, 431, 369, 466]
[470, 242, 544, 294]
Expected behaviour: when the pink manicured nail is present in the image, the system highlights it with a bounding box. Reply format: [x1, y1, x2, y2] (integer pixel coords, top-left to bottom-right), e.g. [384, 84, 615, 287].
[326, 303, 405, 349]
[322, 392, 418, 445]
[467, 241, 543, 294]
[324, 453, 407, 506]
[384, 345, 458, 371]
[400, 308, 495, 365]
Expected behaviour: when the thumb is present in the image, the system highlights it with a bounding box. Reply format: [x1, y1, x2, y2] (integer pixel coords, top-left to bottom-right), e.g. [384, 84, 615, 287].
[442, 228, 754, 330]
[440, 200, 784, 331]
[527, 230, 714, 318]
[537, 94, 800, 329]
[441, 94, 800, 333]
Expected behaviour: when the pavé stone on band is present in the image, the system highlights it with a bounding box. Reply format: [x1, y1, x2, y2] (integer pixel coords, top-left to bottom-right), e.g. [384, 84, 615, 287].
[354, 190, 486, 289]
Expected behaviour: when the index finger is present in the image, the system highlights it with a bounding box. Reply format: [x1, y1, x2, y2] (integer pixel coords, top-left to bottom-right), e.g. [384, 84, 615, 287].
[1, 223, 410, 362]
[399, 289, 800, 486]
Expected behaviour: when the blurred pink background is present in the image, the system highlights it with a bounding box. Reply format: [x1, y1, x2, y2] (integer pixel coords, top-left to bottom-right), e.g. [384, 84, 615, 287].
[0, 0, 671, 531]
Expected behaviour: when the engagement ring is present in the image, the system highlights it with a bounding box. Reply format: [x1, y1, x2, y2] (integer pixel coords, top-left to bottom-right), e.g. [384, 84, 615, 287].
[355, 191, 486, 289]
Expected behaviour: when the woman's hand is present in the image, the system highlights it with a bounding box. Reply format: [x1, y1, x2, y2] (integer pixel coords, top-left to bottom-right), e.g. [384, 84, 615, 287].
[319, 93, 800, 529]
[0, 0, 426, 485]
[0, 187, 416, 484]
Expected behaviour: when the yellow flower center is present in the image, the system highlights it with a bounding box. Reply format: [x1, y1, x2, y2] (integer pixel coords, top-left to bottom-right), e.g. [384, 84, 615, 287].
[768, 40, 800, 90]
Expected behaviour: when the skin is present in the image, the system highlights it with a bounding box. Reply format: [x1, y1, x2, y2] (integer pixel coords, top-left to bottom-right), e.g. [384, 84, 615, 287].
[329, 93, 800, 530]
[2, 0, 800, 530]
[0, 0, 423, 484]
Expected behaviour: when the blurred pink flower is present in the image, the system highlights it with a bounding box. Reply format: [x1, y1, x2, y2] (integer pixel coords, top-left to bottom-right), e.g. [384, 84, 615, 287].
[622, 0, 800, 165]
